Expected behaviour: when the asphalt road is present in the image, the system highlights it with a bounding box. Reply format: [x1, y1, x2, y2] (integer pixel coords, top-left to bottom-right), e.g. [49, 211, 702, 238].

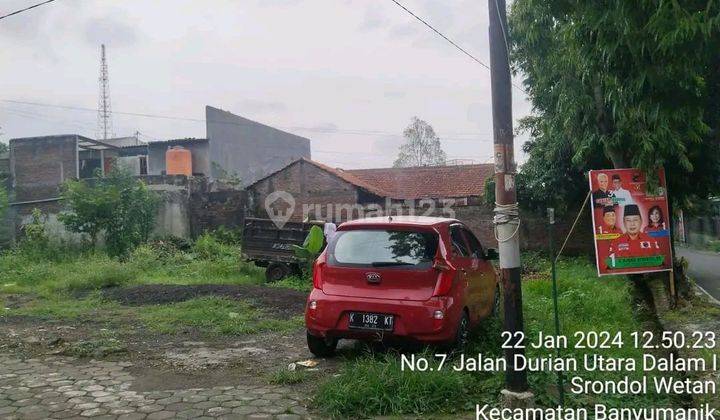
[676, 247, 720, 301]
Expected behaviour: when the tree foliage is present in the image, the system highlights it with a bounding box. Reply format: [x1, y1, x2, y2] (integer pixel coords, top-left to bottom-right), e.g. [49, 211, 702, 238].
[59, 167, 159, 257]
[393, 117, 447, 168]
[510, 0, 720, 212]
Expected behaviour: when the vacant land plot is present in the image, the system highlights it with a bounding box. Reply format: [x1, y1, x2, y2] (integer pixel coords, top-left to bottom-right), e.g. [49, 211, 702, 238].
[0, 239, 326, 419]
[1, 242, 710, 418]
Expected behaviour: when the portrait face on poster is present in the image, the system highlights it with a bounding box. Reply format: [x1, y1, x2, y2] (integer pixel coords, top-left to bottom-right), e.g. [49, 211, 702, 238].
[588, 168, 672, 276]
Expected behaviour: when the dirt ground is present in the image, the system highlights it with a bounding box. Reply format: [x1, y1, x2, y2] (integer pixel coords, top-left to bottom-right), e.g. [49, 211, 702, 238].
[0, 284, 346, 419]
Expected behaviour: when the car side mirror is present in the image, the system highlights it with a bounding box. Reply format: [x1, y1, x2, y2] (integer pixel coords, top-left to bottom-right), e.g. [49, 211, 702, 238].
[484, 248, 499, 260]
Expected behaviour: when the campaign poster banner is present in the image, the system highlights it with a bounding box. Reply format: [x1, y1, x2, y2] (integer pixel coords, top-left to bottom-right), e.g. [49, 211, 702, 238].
[588, 168, 672, 276]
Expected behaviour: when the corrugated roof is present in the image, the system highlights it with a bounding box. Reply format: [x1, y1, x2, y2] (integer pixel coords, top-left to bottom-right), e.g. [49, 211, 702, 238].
[103, 136, 146, 148]
[147, 138, 208, 145]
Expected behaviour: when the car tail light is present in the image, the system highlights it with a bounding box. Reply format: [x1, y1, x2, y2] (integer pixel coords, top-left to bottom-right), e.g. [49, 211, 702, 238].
[312, 255, 326, 290]
[432, 259, 455, 296]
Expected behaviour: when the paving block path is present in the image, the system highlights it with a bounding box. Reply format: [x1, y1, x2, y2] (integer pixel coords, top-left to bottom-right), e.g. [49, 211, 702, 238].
[0, 355, 313, 419]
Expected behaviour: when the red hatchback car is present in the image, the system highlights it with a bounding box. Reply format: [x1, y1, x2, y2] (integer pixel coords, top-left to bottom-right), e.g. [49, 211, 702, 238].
[305, 216, 499, 356]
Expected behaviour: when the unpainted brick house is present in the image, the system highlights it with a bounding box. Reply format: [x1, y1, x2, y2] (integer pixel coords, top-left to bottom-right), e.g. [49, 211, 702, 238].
[246, 158, 498, 246]
[247, 158, 595, 253]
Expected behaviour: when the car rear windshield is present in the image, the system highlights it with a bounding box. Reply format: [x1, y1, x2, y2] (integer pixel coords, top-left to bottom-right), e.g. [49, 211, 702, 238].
[328, 229, 438, 268]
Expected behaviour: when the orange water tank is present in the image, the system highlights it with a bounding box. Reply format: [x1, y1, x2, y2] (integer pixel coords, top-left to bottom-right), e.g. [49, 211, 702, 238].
[166, 146, 192, 176]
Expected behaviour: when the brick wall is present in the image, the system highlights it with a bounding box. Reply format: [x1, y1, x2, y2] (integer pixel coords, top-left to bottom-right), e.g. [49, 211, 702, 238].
[10, 136, 78, 202]
[189, 190, 247, 237]
[248, 160, 361, 222]
[247, 160, 595, 255]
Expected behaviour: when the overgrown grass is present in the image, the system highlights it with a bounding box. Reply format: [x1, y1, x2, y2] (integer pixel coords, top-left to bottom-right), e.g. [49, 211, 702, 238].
[0, 233, 271, 334]
[137, 297, 303, 335]
[314, 258, 677, 417]
[0, 234, 263, 298]
[1, 293, 120, 320]
[268, 369, 312, 385]
[269, 275, 312, 292]
[314, 323, 505, 417]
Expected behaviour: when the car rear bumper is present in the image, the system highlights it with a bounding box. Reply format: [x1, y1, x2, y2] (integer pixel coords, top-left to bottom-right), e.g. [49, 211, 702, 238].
[304, 289, 460, 343]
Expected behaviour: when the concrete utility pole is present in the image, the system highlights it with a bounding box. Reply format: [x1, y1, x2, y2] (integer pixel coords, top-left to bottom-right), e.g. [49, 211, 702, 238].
[488, 0, 532, 404]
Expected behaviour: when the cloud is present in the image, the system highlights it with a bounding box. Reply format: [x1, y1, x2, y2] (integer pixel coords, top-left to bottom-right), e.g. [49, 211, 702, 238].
[384, 90, 406, 99]
[308, 122, 339, 132]
[360, 6, 389, 31]
[372, 134, 404, 156]
[84, 16, 139, 47]
[237, 99, 289, 116]
[467, 102, 492, 127]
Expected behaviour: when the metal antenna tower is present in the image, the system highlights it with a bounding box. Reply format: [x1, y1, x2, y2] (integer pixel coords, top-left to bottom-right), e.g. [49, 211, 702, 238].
[97, 44, 113, 140]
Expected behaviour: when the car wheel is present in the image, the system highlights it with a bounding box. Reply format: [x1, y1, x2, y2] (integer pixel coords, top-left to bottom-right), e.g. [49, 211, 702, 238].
[453, 312, 470, 352]
[265, 263, 289, 282]
[307, 332, 338, 357]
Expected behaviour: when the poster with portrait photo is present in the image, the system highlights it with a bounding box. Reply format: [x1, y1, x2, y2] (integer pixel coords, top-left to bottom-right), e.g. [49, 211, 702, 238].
[588, 168, 672, 276]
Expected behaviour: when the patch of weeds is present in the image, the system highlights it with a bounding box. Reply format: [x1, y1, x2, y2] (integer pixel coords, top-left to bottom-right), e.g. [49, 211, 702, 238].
[193, 233, 238, 260]
[313, 351, 498, 417]
[270, 276, 312, 293]
[63, 338, 127, 358]
[255, 315, 305, 333]
[314, 318, 504, 417]
[662, 294, 720, 323]
[6, 293, 118, 320]
[268, 369, 310, 385]
[315, 259, 677, 417]
[138, 297, 301, 335]
[521, 251, 550, 278]
[63, 259, 136, 292]
[127, 243, 264, 286]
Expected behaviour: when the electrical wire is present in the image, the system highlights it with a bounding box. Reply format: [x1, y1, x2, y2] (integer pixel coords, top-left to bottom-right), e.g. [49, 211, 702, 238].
[388, 0, 525, 94]
[389, 0, 489, 70]
[0, 0, 57, 21]
[0, 99, 493, 142]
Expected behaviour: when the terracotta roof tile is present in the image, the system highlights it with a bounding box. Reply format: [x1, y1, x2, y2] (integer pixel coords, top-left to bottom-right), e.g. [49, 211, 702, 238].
[249, 158, 494, 200]
[345, 164, 494, 199]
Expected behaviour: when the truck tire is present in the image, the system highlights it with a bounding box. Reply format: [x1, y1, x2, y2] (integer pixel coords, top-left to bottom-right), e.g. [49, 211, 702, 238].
[307, 332, 337, 357]
[265, 263, 290, 282]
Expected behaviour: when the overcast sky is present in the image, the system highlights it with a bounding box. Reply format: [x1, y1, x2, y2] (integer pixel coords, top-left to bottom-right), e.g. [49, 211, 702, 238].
[0, 0, 531, 168]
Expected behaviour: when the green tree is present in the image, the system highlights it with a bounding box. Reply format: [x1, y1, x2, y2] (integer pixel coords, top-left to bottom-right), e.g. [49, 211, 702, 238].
[60, 167, 159, 257]
[510, 0, 720, 212]
[393, 117, 447, 168]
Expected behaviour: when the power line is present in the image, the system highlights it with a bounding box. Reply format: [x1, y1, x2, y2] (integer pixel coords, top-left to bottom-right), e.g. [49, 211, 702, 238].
[0, 99, 494, 142]
[388, 0, 525, 94]
[389, 0, 489, 70]
[0, 0, 57, 21]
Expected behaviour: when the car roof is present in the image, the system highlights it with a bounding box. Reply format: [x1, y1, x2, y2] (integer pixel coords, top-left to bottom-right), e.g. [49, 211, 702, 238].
[338, 215, 460, 229]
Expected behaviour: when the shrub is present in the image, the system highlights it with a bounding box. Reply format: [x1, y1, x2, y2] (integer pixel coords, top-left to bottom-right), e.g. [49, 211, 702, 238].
[15, 208, 67, 261]
[128, 244, 160, 271]
[210, 226, 243, 246]
[193, 232, 239, 260]
[62, 258, 135, 292]
[59, 167, 159, 257]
